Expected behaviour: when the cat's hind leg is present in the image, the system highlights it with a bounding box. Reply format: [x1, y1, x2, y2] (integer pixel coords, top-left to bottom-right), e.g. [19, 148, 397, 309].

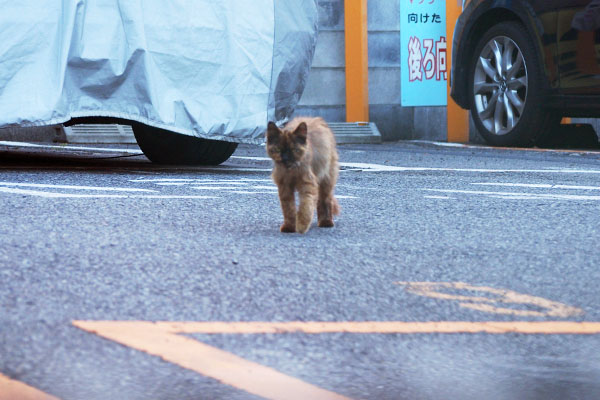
[317, 179, 336, 228]
[277, 184, 296, 233]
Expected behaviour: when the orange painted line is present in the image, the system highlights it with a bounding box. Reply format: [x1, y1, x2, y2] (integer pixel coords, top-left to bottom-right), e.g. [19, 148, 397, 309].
[344, 0, 369, 122]
[73, 320, 600, 400]
[75, 320, 600, 336]
[72, 321, 350, 400]
[0, 373, 60, 400]
[158, 321, 600, 335]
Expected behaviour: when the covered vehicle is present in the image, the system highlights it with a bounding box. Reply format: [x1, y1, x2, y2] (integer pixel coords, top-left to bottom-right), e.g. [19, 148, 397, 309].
[0, 0, 318, 164]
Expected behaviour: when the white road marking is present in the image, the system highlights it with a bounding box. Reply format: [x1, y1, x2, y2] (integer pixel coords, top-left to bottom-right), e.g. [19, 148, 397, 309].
[472, 182, 600, 190]
[424, 195, 452, 199]
[209, 168, 272, 172]
[129, 178, 357, 198]
[491, 195, 551, 200]
[364, 166, 600, 174]
[231, 156, 409, 172]
[0, 186, 216, 199]
[0, 141, 144, 154]
[0, 182, 156, 192]
[230, 191, 278, 194]
[190, 182, 246, 186]
[131, 178, 275, 185]
[191, 186, 249, 190]
[251, 185, 277, 190]
[231, 156, 600, 174]
[424, 188, 600, 201]
[5, 142, 599, 175]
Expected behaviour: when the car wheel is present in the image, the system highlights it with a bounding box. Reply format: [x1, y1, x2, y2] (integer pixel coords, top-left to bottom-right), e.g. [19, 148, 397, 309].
[131, 123, 238, 165]
[468, 21, 559, 147]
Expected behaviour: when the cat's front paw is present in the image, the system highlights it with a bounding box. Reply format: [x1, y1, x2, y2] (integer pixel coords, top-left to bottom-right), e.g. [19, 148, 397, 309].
[280, 223, 296, 233]
[295, 221, 311, 234]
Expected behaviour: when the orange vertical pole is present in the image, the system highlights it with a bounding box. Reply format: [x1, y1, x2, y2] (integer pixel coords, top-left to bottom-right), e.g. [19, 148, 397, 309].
[345, 0, 369, 122]
[447, 0, 469, 142]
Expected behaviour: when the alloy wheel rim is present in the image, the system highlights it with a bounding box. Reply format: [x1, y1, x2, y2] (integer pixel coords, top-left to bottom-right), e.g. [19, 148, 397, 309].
[473, 36, 528, 136]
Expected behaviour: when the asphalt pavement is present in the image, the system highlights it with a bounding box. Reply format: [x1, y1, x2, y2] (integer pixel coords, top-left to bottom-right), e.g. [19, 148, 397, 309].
[1, 140, 600, 400]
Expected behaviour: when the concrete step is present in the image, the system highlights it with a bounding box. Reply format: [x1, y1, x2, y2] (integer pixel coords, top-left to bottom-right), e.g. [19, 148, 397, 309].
[64, 122, 383, 145]
[328, 122, 382, 144]
[64, 124, 136, 144]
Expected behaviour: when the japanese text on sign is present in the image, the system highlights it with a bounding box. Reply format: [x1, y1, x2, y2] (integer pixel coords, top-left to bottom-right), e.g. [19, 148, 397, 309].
[401, 0, 447, 106]
[407, 13, 443, 24]
[407, 36, 447, 82]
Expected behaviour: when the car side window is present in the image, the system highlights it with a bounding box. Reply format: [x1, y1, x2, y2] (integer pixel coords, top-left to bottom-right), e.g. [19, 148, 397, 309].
[558, 1, 600, 93]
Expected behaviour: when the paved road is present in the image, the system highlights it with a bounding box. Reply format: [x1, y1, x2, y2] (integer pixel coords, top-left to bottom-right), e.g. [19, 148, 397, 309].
[1, 140, 600, 400]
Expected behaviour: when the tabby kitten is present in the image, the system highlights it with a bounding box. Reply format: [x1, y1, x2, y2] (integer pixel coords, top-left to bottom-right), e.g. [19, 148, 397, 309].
[266, 117, 340, 234]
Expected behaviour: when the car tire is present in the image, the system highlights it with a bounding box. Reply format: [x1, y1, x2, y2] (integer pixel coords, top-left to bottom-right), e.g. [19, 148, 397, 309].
[131, 123, 238, 165]
[468, 21, 559, 147]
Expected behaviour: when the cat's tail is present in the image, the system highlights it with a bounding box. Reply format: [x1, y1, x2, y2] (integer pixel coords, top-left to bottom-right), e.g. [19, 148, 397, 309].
[332, 196, 341, 216]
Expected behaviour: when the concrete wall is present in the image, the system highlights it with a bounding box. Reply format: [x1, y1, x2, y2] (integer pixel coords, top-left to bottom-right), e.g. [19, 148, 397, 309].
[294, 0, 447, 142]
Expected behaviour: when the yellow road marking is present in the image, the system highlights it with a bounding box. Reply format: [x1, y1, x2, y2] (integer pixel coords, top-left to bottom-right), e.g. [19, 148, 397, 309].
[75, 321, 600, 336]
[72, 321, 350, 400]
[70, 283, 590, 399]
[396, 282, 583, 317]
[72, 319, 600, 400]
[0, 373, 60, 400]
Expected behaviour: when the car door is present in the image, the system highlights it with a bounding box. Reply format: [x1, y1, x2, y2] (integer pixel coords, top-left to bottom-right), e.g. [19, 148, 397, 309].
[557, 0, 600, 93]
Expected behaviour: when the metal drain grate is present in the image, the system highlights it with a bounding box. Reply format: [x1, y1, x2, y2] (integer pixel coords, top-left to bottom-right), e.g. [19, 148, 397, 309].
[328, 122, 382, 144]
[64, 124, 136, 144]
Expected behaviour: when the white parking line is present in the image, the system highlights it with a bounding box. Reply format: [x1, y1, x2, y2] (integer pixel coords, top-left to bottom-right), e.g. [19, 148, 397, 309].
[6, 142, 600, 175]
[423, 188, 600, 201]
[0, 186, 216, 199]
[0, 182, 156, 192]
[472, 182, 600, 190]
[191, 186, 251, 190]
[131, 178, 272, 183]
[0, 141, 144, 154]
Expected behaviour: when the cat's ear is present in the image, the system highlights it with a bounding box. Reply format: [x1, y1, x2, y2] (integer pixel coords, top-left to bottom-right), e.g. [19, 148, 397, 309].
[266, 122, 280, 144]
[293, 122, 308, 145]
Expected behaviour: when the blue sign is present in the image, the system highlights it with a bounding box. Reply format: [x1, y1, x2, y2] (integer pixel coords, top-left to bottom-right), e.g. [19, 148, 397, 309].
[401, 0, 447, 106]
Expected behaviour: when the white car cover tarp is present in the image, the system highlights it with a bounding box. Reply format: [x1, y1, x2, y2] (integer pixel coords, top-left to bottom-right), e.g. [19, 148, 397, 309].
[0, 1, 318, 144]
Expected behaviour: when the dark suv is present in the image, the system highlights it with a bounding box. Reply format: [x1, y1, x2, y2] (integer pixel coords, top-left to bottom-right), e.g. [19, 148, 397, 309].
[451, 0, 600, 146]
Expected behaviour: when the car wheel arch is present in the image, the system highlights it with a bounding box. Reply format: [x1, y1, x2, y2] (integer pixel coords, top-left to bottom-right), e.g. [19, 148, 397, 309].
[467, 20, 560, 146]
[454, 5, 545, 109]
